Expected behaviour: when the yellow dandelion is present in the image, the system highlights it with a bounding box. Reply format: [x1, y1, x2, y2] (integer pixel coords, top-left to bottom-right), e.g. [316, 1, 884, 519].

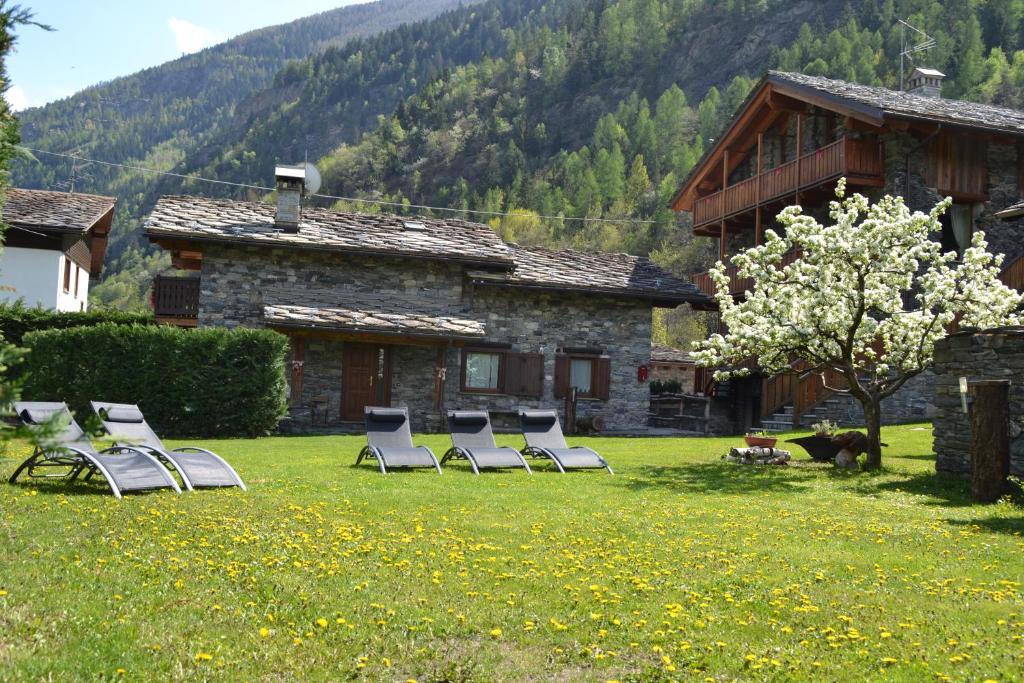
[316, 617, 328, 628]
[490, 628, 503, 637]
[194, 652, 212, 662]
[259, 627, 270, 638]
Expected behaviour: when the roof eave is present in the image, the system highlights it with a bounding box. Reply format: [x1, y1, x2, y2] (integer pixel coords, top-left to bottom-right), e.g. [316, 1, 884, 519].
[470, 277, 710, 307]
[144, 228, 515, 270]
[265, 320, 485, 343]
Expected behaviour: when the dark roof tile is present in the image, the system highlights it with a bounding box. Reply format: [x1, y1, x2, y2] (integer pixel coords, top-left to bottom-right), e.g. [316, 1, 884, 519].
[145, 195, 513, 266]
[769, 71, 1024, 134]
[2, 187, 115, 233]
[470, 244, 709, 304]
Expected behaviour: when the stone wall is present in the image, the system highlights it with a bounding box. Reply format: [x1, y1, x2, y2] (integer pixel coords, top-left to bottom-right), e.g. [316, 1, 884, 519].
[812, 371, 936, 427]
[198, 245, 653, 433]
[650, 362, 695, 393]
[932, 329, 1024, 477]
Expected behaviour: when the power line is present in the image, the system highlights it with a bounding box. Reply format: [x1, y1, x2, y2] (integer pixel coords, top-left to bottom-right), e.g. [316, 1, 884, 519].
[16, 145, 659, 225]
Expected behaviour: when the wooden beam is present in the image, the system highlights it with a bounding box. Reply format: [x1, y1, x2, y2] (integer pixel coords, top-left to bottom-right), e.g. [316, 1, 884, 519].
[755, 133, 763, 246]
[794, 112, 804, 205]
[719, 220, 727, 262]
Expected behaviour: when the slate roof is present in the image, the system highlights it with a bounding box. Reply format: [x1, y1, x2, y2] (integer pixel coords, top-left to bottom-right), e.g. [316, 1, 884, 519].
[145, 195, 513, 267]
[995, 200, 1024, 219]
[651, 344, 693, 364]
[470, 245, 709, 305]
[2, 188, 115, 234]
[768, 71, 1024, 135]
[263, 303, 485, 339]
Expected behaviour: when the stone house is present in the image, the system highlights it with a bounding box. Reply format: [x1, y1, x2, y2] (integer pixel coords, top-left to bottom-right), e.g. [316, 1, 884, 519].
[670, 68, 1024, 434]
[145, 174, 709, 433]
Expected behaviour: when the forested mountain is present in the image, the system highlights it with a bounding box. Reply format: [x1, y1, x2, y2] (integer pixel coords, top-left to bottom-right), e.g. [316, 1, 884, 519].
[10, 0, 479, 306]
[12, 0, 1024, 338]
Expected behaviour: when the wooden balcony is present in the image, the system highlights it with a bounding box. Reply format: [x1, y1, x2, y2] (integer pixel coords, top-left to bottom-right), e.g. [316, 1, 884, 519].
[152, 275, 199, 326]
[691, 249, 803, 300]
[692, 136, 885, 233]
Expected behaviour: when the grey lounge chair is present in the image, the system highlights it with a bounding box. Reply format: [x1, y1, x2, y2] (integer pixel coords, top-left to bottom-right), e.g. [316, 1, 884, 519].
[9, 402, 180, 498]
[518, 409, 613, 473]
[356, 407, 442, 474]
[441, 411, 532, 474]
[91, 401, 246, 491]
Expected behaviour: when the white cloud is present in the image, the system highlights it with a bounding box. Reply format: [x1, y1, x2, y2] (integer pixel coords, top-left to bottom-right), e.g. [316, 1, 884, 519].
[5, 85, 28, 112]
[168, 17, 222, 55]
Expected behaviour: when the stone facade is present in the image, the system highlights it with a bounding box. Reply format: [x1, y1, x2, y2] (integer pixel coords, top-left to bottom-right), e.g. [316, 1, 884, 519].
[197, 245, 653, 433]
[932, 329, 1024, 477]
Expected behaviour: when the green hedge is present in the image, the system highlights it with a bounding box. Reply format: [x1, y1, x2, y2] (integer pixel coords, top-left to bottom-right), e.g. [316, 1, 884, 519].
[22, 323, 289, 438]
[0, 302, 154, 347]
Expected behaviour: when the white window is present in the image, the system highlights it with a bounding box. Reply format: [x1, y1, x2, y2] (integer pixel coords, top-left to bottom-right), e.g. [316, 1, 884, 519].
[570, 358, 593, 394]
[464, 351, 501, 391]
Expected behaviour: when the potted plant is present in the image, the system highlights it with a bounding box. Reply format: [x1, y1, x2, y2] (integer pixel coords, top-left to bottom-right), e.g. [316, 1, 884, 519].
[786, 420, 841, 461]
[744, 430, 778, 448]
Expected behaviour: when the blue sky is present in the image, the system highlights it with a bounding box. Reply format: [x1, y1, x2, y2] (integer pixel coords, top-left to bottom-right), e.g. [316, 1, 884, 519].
[7, 1, 362, 111]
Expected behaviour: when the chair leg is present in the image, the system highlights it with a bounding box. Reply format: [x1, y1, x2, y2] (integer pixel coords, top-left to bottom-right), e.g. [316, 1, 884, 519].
[8, 453, 42, 484]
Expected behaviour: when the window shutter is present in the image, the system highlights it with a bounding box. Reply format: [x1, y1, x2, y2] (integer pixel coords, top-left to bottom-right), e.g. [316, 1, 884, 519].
[503, 352, 519, 395]
[593, 356, 611, 400]
[507, 353, 543, 397]
[554, 354, 569, 398]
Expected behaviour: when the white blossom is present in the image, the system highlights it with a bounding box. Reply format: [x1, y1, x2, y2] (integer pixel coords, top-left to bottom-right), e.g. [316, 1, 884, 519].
[692, 181, 1022, 467]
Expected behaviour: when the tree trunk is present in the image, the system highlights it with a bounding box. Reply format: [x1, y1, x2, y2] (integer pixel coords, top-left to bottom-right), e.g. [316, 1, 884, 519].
[969, 380, 1010, 503]
[862, 396, 883, 470]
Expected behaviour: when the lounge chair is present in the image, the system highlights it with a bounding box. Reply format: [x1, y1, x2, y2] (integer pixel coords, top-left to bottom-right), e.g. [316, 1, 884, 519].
[91, 401, 246, 491]
[356, 407, 442, 474]
[9, 401, 180, 498]
[441, 411, 531, 474]
[518, 409, 613, 473]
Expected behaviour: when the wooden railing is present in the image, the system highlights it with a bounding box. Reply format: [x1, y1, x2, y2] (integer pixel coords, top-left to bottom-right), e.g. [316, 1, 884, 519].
[152, 275, 200, 319]
[692, 136, 884, 229]
[691, 248, 803, 300]
[761, 359, 847, 427]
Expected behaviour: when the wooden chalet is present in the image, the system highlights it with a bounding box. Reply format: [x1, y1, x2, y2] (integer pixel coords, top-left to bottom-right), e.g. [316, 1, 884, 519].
[673, 69, 1024, 432]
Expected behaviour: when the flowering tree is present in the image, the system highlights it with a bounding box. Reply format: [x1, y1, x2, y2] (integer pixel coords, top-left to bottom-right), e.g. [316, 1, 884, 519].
[693, 181, 1023, 469]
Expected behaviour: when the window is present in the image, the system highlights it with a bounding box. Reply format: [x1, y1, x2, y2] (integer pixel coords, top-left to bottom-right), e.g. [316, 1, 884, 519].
[74, 265, 80, 298]
[62, 258, 72, 293]
[570, 358, 593, 394]
[460, 349, 543, 396]
[463, 351, 502, 392]
[555, 351, 611, 400]
[939, 203, 981, 257]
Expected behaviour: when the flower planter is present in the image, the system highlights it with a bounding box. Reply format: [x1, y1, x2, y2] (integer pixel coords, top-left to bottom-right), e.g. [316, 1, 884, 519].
[744, 434, 778, 448]
[786, 435, 841, 462]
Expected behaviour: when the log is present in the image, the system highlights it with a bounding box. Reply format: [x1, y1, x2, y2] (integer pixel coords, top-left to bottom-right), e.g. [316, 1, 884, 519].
[576, 415, 604, 433]
[969, 380, 1010, 503]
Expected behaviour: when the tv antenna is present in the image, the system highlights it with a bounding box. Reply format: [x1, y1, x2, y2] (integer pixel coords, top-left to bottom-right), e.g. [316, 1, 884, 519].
[898, 18, 936, 91]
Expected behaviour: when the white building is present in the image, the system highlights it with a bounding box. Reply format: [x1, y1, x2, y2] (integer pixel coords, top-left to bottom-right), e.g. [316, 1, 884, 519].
[0, 188, 115, 311]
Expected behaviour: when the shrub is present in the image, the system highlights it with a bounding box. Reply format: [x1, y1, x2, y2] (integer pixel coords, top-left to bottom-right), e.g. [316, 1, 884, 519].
[22, 323, 289, 437]
[0, 302, 154, 347]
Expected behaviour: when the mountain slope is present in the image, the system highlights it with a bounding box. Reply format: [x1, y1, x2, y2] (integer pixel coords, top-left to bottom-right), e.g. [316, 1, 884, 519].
[10, 0, 479, 306]
[13, 0, 1024, 324]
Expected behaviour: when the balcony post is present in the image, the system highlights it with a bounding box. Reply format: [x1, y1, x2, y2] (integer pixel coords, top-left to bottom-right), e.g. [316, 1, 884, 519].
[720, 149, 729, 262]
[794, 112, 804, 205]
[755, 133, 763, 245]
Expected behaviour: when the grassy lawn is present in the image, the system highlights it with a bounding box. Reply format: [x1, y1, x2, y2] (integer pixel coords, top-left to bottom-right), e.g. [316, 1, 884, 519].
[1, 425, 1022, 682]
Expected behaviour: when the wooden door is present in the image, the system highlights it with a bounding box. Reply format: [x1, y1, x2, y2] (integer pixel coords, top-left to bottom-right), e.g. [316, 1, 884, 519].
[342, 344, 391, 420]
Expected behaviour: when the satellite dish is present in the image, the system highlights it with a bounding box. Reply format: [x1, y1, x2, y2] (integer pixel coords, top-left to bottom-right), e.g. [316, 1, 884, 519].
[303, 162, 322, 195]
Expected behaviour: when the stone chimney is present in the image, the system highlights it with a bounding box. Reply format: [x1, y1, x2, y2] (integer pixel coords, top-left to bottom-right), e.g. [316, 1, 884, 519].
[274, 164, 306, 232]
[906, 67, 945, 98]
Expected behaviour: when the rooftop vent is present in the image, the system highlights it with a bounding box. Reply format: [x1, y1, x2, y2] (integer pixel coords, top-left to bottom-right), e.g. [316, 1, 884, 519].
[402, 220, 427, 231]
[274, 164, 306, 233]
[906, 67, 945, 98]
